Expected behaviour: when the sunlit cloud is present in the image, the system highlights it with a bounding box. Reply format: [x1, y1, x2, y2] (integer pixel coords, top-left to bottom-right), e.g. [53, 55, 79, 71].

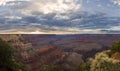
[23, 0, 82, 14]
[0, 26, 106, 34]
[109, 25, 120, 30]
[0, 0, 120, 34]
[0, 0, 7, 5]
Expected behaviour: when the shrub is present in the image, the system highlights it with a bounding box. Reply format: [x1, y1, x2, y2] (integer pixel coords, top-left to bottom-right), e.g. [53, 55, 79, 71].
[90, 52, 120, 71]
[111, 41, 120, 53]
[0, 38, 20, 71]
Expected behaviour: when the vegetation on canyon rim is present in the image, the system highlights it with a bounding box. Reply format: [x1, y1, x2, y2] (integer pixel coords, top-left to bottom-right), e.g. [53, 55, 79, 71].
[0, 39, 20, 71]
[0, 38, 120, 71]
[77, 40, 120, 71]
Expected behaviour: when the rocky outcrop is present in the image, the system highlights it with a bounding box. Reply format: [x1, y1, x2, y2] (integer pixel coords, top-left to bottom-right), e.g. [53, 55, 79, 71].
[63, 52, 84, 70]
[24, 46, 66, 71]
[1, 34, 120, 71]
[0, 35, 34, 65]
[0, 35, 67, 71]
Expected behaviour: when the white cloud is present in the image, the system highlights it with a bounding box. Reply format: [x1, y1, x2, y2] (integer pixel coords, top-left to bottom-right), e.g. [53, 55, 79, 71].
[0, 0, 7, 5]
[0, 27, 105, 34]
[24, 0, 82, 14]
[5, 16, 22, 19]
[0, 0, 17, 5]
[54, 14, 70, 20]
[43, 26, 105, 34]
[1, 0, 120, 34]
[112, 0, 120, 5]
[109, 25, 120, 30]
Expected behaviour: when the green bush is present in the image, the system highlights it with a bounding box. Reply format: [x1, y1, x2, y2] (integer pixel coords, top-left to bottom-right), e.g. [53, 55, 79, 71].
[90, 52, 120, 71]
[76, 51, 120, 71]
[0, 38, 20, 71]
[111, 41, 120, 53]
[107, 41, 120, 57]
[75, 59, 91, 71]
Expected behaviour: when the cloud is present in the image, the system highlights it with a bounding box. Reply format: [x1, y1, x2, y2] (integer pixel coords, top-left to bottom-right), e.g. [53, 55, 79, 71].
[0, 26, 105, 34]
[22, 0, 82, 14]
[47, 26, 104, 34]
[0, 0, 6, 5]
[0, 0, 120, 34]
[108, 25, 120, 30]
[112, 0, 120, 5]
[100, 25, 120, 34]
[101, 30, 120, 34]
[0, 0, 26, 6]
[0, 9, 120, 34]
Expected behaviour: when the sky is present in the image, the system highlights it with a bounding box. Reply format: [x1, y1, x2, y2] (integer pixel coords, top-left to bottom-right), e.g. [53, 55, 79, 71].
[0, 0, 120, 34]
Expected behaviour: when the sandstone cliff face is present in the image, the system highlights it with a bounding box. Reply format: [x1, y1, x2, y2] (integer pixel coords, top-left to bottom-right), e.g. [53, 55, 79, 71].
[63, 52, 84, 70]
[0, 35, 34, 61]
[24, 46, 66, 71]
[1, 34, 120, 71]
[0, 35, 67, 71]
